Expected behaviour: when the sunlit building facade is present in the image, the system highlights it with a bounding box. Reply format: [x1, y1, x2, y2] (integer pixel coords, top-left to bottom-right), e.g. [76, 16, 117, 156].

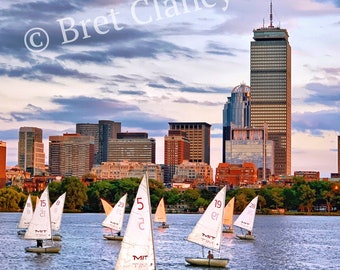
[18, 127, 45, 176]
[164, 130, 190, 184]
[0, 141, 6, 188]
[250, 13, 291, 176]
[49, 133, 94, 178]
[172, 160, 213, 187]
[91, 160, 163, 182]
[168, 122, 211, 164]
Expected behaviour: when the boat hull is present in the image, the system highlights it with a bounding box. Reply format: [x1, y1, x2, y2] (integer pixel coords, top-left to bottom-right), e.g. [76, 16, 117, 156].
[158, 224, 169, 229]
[185, 257, 229, 268]
[52, 234, 62, 241]
[222, 228, 234, 234]
[25, 244, 61, 253]
[17, 229, 26, 236]
[103, 234, 123, 241]
[236, 234, 256, 240]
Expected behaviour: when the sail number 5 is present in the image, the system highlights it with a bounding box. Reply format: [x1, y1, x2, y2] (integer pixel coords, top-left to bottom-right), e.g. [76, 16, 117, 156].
[137, 197, 145, 230]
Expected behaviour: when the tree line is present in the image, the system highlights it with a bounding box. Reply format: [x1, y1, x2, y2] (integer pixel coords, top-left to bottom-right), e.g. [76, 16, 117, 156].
[0, 176, 339, 214]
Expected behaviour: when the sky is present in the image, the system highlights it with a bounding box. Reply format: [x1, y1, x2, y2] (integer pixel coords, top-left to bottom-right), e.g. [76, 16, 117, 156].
[0, 0, 339, 177]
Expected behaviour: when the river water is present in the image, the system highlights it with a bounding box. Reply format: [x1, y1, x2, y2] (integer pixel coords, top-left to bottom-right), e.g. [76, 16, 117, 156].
[0, 213, 339, 269]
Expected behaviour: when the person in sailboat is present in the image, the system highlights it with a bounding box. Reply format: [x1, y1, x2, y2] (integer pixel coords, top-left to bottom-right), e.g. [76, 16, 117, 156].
[37, 239, 43, 248]
[247, 231, 252, 235]
[207, 250, 214, 259]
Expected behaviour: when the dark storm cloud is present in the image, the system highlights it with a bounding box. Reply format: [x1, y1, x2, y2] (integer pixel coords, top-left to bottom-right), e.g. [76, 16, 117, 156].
[293, 110, 340, 133]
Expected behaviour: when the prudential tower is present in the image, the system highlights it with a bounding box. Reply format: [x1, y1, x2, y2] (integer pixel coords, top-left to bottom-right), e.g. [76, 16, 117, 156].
[250, 1, 291, 176]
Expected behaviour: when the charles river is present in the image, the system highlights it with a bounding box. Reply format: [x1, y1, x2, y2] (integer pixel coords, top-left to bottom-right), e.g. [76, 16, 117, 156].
[1, 213, 339, 270]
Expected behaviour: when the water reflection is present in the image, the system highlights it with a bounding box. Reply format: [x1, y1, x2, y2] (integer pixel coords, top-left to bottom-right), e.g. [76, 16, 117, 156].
[0, 213, 339, 269]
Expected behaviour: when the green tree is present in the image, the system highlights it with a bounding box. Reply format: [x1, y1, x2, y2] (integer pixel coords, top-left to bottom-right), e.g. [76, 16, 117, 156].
[61, 176, 88, 211]
[298, 184, 316, 213]
[0, 187, 22, 211]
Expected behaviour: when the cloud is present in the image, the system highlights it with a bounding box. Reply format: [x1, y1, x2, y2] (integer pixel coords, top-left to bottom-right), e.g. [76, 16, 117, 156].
[304, 82, 340, 106]
[293, 110, 340, 133]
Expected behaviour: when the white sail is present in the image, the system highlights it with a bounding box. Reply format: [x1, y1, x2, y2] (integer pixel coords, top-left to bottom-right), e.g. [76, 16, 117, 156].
[154, 197, 166, 223]
[115, 174, 155, 270]
[187, 186, 227, 251]
[233, 195, 258, 232]
[18, 194, 33, 229]
[101, 198, 113, 216]
[24, 187, 52, 240]
[102, 194, 127, 232]
[223, 197, 235, 227]
[50, 192, 66, 231]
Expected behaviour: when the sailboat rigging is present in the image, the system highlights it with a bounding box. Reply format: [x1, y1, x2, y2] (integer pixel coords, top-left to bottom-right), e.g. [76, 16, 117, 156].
[24, 186, 61, 253]
[154, 197, 169, 228]
[102, 193, 127, 241]
[185, 186, 229, 268]
[233, 195, 258, 240]
[115, 174, 155, 270]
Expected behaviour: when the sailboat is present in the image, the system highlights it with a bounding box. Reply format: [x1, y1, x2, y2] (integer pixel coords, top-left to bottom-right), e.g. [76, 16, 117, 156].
[154, 197, 169, 228]
[50, 192, 66, 241]
[24, 186, 61, 253]
[185, 186, 229, 268]
[102, 193, 127, 241]
[233, 195, 258, 240]
[222, 197, 235, 234]
[17, 194, 33, 236]
[115, 174, 156, 270]
[101, 198, 113, 216]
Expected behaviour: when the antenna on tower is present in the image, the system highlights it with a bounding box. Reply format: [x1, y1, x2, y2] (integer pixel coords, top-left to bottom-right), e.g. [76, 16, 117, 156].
[269, 0, 273, 28]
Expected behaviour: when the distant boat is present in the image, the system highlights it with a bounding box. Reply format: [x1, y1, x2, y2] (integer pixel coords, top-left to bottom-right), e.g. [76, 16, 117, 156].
[185, 186, 229, 268]
[233, 195, 258, 240]
[24, 186, 61, 253]
[50, 192, 66, 241]
[17, 194, 33, 236]
[101, 198, 113, 216]
[223, 197, 235, 234]
[154, 197, 169, 229]
[102, 194, 127, 241]
[115, 174, 156, 270]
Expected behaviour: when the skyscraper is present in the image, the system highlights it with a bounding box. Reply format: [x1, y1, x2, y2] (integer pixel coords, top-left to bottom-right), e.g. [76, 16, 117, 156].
[49, 133, 94, 178]
[168, 122, 211, 164]
[77, 120, 121, 164]
[164, 130, 190, 184]
[250, 2, 291, 175]
[18, 127, 45, 176]
[108, 132, 156, 164]
[222, 83, 251, 162]
[0, 141, 6, 188]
